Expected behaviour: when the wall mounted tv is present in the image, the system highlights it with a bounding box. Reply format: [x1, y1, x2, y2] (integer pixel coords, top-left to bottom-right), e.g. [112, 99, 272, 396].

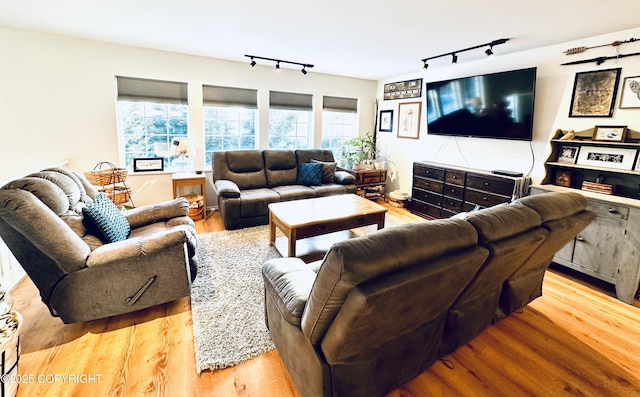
[426, 67, 537, 141]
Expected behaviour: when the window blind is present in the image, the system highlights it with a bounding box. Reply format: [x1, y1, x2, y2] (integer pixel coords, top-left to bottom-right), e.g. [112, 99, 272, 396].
[116, 76, 188, 104]
[322, 96, 358, 113]
[269, 91, 313, 111]
[202, 85, 258, 108]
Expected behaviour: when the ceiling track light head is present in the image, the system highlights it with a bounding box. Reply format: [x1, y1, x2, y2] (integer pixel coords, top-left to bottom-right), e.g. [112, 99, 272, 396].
[451, 53, 458, 64]
[275, 61, 280, 70]
[250, 57, 256, 67]
[301, 67, 307, 75]
[485, 47, 494, 57]
[422, 60, 429, 70]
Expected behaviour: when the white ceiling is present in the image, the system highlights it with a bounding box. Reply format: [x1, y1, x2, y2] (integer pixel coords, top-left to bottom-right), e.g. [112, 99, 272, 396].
[1, 0, 639, 80]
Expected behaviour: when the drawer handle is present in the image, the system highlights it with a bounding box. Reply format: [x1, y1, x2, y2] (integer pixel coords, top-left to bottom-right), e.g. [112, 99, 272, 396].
[577, 236, 585, 242]
[358, 218, 365, 223]
[318, 225, 326, 231]
[452, 176, 457, 179]
[484, 182, 490, 186]
[483, 196, 489, 201]
[608, 208, 617, 214]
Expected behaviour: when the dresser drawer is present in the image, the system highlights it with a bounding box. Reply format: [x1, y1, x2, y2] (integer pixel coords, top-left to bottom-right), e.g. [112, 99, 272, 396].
[442, 197, 463, 212]
[586, 200, 629, 220]
[465, 189, 510, 208]
[412, 188, 442, 206]
[443, 183, 464, 200]
[466, 174, 514, 197]
[410, 200, 442, 219]
[413, 177, 443, 193]
[413, 164, 444, 180]
[445, 170, 465, 186]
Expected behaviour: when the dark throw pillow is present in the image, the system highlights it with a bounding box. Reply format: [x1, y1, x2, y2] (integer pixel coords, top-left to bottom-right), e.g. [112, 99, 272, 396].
[82, 193, 131, 243]
[311, 159, 337, 184]
[297, 162, 323, 186]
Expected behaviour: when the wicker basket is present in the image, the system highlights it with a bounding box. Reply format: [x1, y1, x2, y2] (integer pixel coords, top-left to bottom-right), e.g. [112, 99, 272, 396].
[102, 186, 132, 205]
[85, 162, 128, 186]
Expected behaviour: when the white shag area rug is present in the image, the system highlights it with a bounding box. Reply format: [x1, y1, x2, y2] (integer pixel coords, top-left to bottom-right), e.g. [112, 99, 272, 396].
[191, 212, 406, 374]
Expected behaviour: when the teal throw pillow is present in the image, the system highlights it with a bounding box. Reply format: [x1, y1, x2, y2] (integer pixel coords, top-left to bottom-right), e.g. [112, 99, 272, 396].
[82, 193, 131, 243]
[297, 162, 323, 186]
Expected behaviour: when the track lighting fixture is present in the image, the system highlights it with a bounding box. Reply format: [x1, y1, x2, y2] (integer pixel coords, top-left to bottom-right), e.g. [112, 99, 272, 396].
[420, 38, 509, 70]
[244, 54, 314, 75]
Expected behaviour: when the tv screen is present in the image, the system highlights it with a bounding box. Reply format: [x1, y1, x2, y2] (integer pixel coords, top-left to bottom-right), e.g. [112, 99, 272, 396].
[426, 67, 537, 141]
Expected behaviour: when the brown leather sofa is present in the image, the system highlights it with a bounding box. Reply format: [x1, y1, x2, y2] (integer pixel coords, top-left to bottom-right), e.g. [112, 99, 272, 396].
[0, 167, 198, 323]
[261, 191, 595, 397]
[212, 149, 357, 229]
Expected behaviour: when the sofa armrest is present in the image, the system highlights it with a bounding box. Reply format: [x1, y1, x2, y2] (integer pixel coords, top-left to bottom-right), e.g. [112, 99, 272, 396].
[86, 228, 189, 267]
[262, 257, 317, 327]
[124, 198, 189, 228]
[334, 170, 356, 185]
[215, 179, 241, 198]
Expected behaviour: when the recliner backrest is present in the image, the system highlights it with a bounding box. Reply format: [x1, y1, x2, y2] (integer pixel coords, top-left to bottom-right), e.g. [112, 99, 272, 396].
[212, 150, 267, 189]
[263, 150, 298, 187]
[301, 219, 489, 350]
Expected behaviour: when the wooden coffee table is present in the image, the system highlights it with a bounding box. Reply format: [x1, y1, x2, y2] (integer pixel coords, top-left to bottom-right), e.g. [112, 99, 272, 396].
[269, 194, 387, 261]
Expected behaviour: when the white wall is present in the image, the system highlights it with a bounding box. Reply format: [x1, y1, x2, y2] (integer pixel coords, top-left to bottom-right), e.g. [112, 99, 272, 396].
[377, 27, 640, 194]
[0, 27, 377, 206]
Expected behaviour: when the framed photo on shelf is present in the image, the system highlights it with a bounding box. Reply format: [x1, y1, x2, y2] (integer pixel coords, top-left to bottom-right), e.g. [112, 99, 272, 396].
[397, 102, 421, 139]
[133, 157, 164, 172]
[592, 125, 627, 142]
[379, 109, 393, 132]
[619, 76, 640, 109]
[569, 68, 621, 117]
[576, 147, 636, 171]
[558, 146, 579, 164]
[555, 170, 572, 187]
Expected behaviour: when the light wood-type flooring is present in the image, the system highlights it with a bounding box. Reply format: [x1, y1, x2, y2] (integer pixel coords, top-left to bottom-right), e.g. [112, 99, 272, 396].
[10, 201, 640, 396]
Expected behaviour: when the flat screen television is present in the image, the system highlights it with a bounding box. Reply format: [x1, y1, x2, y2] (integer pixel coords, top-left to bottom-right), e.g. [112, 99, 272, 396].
[425, 67, 537, 141]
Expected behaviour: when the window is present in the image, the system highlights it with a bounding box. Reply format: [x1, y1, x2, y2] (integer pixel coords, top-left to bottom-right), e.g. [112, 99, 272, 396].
[269, 91, 313, 149]
[321, 96, 358, 162]
[203, 85, 257, 166]
[116, 77, 189, 170]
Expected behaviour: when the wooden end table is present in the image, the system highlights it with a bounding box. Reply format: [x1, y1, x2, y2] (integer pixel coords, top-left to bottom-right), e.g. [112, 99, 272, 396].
[268, 194, 387, 261]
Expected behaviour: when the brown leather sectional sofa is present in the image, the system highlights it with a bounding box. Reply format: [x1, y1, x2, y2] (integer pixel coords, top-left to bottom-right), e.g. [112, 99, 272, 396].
[261, 191, 595, 397]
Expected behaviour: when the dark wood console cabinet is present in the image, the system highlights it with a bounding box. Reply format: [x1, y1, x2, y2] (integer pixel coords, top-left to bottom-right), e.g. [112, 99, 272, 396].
[410, 162, 529, 219]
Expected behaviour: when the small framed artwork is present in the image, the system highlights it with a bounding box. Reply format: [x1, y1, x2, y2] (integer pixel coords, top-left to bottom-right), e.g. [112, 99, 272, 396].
[379, 110, 393, 132]
[383, 78, 422, 100]
[576, 147, 637, 170]
[558, 146, 579, 164]
[569, 68, 621, 117]
[397, 102, 422, 139]
[619, 76, 640, 109]
[555, 170, 572, 187]
[133, 157, 164, 172]
[592, 125, 627, 142]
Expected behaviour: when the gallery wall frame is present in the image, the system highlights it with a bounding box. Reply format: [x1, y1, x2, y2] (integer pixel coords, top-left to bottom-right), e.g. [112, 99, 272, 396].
[558, 146, 579, 164]
[569, 68, 621, 117]
[383, 78, 422, 100]
[379, 109, 393, 132]
[592, 125, 627, 142]
[619, 76, 640, 109]
[397, 102, 421, 139]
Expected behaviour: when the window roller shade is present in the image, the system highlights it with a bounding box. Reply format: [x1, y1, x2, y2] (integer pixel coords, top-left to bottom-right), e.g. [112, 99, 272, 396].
[323, 96, 358, 113]
[269, 91, 313, 111]
[203, 85, 258, 108]
[117, 76, 188, 104]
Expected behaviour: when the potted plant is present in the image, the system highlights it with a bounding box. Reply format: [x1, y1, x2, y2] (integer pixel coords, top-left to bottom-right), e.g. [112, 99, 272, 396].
[341, 131, 378, 170]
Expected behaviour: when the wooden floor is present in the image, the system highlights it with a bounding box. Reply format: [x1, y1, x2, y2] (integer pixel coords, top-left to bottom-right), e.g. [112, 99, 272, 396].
[11, 201, 640, 396]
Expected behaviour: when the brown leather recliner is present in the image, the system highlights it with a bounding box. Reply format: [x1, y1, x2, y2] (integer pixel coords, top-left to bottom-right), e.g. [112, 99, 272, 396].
[0, 167, 198, 323]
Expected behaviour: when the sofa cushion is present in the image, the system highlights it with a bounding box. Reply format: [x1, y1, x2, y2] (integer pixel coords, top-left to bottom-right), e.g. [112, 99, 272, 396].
[264, 150, 298, 187]
[82, 193, 131, 243]
[239, 188, 281, 218]
[272, 185, 317, 201]
[297, 163, 323, 186]
[216, 150, 267, 189]
[312, 160, 337, 184]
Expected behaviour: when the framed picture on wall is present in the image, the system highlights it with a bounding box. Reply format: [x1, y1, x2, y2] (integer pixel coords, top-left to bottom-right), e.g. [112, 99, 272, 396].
[133, 157, 164, 172]
[379, 110, 393, 132]
[397, 102, 421, 139]
[569, 68, 621, 117]
[619, 76, 640, 109]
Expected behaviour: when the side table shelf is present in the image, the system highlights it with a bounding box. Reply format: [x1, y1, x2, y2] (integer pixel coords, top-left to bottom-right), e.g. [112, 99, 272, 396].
[338, 167, 387, 200]
[172, 172, 207, 221]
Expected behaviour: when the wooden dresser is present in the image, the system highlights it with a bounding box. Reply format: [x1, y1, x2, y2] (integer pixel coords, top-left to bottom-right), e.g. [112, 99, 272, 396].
[410, 161, 529, 219]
